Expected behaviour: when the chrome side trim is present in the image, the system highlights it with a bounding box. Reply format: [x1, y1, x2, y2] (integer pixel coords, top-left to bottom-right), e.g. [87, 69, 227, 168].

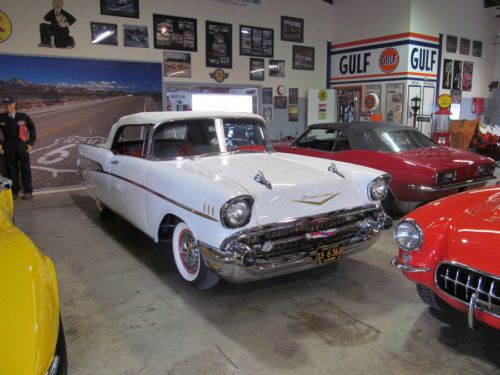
[391, 256, 430, 272]
[408, 175, 496, 192]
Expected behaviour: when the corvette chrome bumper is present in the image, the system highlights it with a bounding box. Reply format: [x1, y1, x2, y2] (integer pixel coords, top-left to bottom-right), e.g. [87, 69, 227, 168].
[391, 256, 430, 272]
[200, 206, 391, 283]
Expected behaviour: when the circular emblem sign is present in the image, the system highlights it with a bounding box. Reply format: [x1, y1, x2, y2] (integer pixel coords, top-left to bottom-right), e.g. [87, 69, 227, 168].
[379, 48, 400, 73]
[0, 9, 12, 43]
[437, 94, 452, 109]
[210, 68, 228, 83]
[318, 89, 328, 102]
[365, 93, 380, 110]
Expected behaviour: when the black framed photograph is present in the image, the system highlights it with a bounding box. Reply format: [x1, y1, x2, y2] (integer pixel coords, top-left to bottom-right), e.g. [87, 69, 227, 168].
[452, 60, 463, 90]
[90, 22, 118, 45]
[472, 40, 482, 58]
[446, 35, 457, 53]
[269, 59, 285, 77]
[442, 58, 452, 89]
[459, 37, 470, 55]
[249, 58, 265, 81]
[292, 45, 314, 70]
[164, 51, 191, 78]
[100, 0, 139, 18]
[153, 14, 197, 51]
[206, 21, 232, 68]
[281, 16, 303, 43]
[240, 25, 273, 58]
[123, 25, 148, 48]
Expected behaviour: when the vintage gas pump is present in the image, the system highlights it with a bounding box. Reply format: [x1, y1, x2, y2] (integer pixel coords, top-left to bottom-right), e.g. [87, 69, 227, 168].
[432, 94, 452, 146]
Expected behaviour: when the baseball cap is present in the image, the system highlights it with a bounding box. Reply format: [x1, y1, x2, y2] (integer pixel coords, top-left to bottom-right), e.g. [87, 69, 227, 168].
[2, 96, 16, 104]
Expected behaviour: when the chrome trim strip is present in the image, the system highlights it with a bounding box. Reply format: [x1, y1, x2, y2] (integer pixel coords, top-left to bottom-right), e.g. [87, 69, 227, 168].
[391, 256, 430, 272]
[408, 175, 496, 192]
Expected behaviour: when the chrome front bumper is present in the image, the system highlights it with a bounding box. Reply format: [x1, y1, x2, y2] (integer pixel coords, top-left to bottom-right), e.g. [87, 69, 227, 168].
[408, 175, 496, 192]
[200, 206, 391, 283]
[391, 256, 430, 272]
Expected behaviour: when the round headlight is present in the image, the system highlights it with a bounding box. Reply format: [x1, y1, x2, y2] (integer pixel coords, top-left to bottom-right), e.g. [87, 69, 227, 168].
[394, 219, 423, 251]
[221, 196, 253, 228]
[368, 175, 389, 201]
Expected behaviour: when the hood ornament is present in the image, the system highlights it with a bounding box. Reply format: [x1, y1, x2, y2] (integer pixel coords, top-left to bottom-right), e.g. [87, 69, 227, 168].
[254, 170, 272, 190]
[328, 162, 345, 179]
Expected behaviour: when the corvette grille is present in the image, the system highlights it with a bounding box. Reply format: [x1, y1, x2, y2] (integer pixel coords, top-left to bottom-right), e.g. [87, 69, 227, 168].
[436, 263, 500, 317]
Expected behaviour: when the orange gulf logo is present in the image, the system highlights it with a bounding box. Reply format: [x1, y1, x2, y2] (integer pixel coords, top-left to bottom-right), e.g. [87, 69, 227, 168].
[379, 48, 399, 73]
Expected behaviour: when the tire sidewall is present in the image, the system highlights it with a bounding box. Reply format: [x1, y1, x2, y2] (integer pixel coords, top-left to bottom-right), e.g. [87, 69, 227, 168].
[172, 222, 201, 282]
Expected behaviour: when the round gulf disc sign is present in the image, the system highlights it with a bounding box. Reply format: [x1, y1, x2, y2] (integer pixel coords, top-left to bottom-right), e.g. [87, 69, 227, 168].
[365, 93, 380, 111]
[379, 48, 399, 73]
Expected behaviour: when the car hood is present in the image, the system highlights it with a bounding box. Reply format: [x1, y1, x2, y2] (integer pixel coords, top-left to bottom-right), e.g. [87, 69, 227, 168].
[397, 146, 492, 172]
[446, 191, 500, 275]
[180, 152, 382, 225]
[0, 225, 59, 375]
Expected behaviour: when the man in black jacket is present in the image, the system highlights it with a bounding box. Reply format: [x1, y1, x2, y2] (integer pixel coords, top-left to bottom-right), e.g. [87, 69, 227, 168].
[0, 97, 37, 200]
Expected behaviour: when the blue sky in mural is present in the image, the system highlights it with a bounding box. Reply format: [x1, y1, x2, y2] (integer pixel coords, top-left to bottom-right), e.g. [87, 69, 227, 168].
[0, 55, 162, 93]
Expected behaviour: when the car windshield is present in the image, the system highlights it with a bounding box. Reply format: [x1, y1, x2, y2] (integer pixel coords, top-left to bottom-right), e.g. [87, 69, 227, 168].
[151, 117, 269, 159]
[376, 129, 436, 152]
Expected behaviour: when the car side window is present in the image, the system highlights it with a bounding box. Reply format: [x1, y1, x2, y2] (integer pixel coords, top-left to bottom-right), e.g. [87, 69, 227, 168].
[332, 130, 351, 152]
[296, 129, 342, 152]
[111, 124, 151, 158]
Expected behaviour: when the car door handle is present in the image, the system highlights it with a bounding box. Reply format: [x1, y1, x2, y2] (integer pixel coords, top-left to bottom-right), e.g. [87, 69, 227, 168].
[111, 160, 119, 165]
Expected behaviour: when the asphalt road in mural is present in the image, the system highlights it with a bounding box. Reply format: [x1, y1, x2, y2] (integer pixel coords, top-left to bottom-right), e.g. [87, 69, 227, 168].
[0, 54, 162, 190]
[29, 95, 160, 189]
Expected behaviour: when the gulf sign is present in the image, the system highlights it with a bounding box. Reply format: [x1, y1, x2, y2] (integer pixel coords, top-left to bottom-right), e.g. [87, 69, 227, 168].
[329, 32, 440, 85]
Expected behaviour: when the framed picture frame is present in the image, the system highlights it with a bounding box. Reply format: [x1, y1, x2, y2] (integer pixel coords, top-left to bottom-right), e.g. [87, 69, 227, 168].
[240, 25, 274, 58]
[292, 45, 314, 70]
[442, 58, 453, 89]
[452, 60, 463, 90]
[100, 0, 139, 19]
[446, 35, 457, 53]
[472, 40, 482, 58]
[249, 58, 265, 81]
[164, 51, 191, 78]
[206, 21, 232, 68]
[462, 61, 473, 91]
[269, 59, 285, 77]
[153, 14, 197, 51]
[123, 25, 148, 48]
[281, 16, 303, 43]
[90, 22, 118, 45]
[459, 37, 470, 55]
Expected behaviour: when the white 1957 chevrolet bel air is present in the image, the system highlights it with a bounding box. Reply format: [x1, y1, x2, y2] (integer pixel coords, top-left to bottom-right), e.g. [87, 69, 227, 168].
[78, 112, 392, 288]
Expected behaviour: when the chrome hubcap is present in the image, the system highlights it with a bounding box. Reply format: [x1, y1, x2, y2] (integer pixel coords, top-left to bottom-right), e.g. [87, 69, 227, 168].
[179, 231, 200, 274]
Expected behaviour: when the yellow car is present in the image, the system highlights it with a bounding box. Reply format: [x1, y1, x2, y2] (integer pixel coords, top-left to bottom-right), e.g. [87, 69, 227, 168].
[0, 176, 67, 375]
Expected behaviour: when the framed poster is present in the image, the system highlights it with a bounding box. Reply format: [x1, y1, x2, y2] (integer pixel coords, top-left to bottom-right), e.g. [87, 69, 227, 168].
[249, 58, 265, 81]
[289, 88, 298, 105]
[452, 60, 463, 90]
[164, 51, 191, 78]
[292, 45, 314, 70]
[281, 16, 303, 43]
[442, 58, 453, 89]
[153, 14, 197, 51]
[459, 37, 470, 55]
[240, 25, 274, 58]
[269, 59, 285, 77]
[385, 83, 404, 124]
[206, 21, 232, 68]
[100, 0, 139, 18]
[90, 22, 118, 45]
[263, 106, 272, 122]
[446, 35, 457, 53]
[462, 61, 473, 91]
[262, 87, 273, 105]
[472, 40, 482, 58]
[123, 25, 148, 48]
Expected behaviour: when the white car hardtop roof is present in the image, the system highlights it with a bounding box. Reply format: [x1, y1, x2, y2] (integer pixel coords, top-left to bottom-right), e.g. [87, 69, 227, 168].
[116, 111, 264, 126]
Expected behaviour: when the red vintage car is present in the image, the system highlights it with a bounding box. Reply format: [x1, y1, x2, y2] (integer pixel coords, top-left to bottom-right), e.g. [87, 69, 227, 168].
[274, 122, 496, 208]
[392, 185, 500, 329]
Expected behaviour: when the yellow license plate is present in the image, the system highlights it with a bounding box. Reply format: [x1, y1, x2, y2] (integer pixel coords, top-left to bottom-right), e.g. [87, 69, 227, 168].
[315, 242, 344, 264]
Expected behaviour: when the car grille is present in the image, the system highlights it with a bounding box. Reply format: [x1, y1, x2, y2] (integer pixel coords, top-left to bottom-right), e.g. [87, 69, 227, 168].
[436, 263, 500, 317]
[226, 205, 384, 260]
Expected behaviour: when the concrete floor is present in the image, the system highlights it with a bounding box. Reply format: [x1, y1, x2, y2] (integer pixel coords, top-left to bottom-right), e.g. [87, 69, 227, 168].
[14, 188, 500, 375]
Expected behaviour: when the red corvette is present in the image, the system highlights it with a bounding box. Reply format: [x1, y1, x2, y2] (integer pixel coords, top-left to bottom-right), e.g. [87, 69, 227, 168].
[274, 122, 496, 207]
[392, 185, 500, 329]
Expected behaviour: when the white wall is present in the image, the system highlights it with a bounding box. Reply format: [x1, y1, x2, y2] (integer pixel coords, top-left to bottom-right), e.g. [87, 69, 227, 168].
[0, 0, 334, 99]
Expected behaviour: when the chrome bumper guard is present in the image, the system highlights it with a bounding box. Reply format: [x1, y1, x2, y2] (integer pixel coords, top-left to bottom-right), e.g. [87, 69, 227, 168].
[200, 205, 391, 283]
[391, 256, 430, 272]
[408, 175, 496, 192]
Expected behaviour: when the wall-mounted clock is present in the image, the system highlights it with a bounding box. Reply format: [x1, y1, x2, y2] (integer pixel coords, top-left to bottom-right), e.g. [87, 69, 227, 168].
[0, 9, 12, 43]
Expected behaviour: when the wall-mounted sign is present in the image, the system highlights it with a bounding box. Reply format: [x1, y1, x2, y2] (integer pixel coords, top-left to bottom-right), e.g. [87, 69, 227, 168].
[0, 9, 13, 43]
[437, 94, 452, 109]
[329, 33, 439, 86]
[209, 68, 229, 83]
[365, 93, 380, 111]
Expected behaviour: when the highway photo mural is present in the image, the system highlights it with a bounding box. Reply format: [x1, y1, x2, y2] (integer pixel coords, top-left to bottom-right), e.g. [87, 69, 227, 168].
[0, 54, 162, 189]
